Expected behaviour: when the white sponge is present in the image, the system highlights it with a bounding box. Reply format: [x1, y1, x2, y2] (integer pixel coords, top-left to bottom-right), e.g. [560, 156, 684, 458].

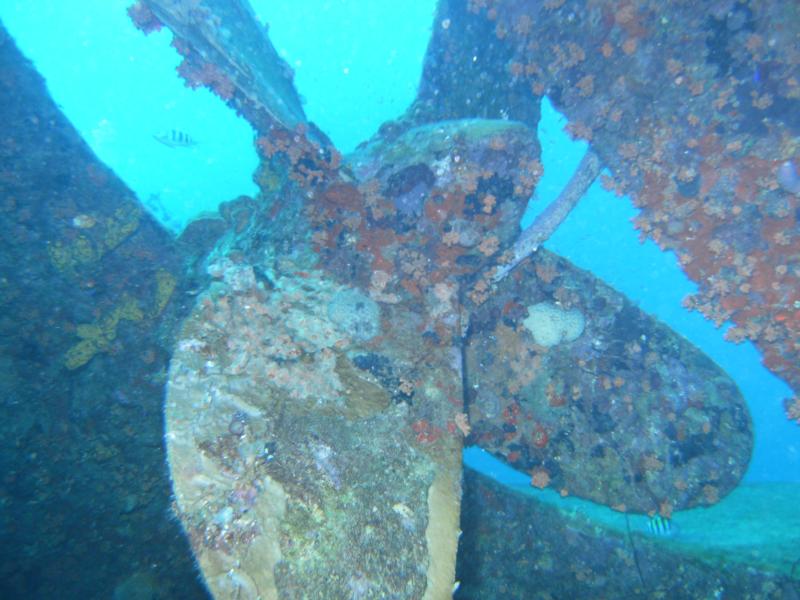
[522, 302, 585, 347]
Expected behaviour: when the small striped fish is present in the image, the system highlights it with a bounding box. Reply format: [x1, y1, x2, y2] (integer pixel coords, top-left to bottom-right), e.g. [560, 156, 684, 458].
[646, 514, 674, 537]
[153, 129, 197, 148]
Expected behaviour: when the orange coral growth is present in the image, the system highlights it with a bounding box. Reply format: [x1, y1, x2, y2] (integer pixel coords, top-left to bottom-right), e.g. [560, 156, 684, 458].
[702, 484, 720, 505]
[530, 468, 550, 489]
[256, 133, 289, 159]
[411, 419, 428, 434]
[128, 2, 162, 33]
[564, 121, 593, 142]
[621, 38, 637, 56]
[454, 412, 471, 436]
[434, 243, 467, 277]
[356, 227, 398, 272]
[320, 182, 363, 211]
[424, 197, 448, 223]
[502, 402, 520, 426]
[531, 423, 549, 448]
[576, 74, 595, 97]
[478, 236, 500, 256]
[177, 57, 235, 100]
[400, 278, 422, 297]
[481, 194, 497, 213]
[412, 419, 442, 444]
[786, 397, 800, 425]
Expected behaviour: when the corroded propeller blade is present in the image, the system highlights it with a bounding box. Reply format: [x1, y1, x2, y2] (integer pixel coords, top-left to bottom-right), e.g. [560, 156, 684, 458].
[165, 257, 465, 600]
[163, 117, 545, 599]
[466, 249, 753, 514]
[133, 0, 310, 137]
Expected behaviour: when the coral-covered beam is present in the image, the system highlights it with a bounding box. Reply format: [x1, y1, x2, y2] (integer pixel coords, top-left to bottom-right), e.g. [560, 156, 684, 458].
[129, 0, 311, 138]
[494, 149, 601, 282]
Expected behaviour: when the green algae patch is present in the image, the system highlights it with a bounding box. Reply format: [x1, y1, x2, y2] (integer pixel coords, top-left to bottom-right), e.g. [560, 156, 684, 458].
[64, 296, 144, 369]
[48, 202, 142, 275]
[151, 269, 177, 317]
[103, 203, 141, 251]
[48, 235, 99, 272]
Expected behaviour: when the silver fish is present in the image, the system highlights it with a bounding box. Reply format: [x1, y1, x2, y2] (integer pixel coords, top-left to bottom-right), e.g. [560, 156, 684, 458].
[646, 514, 674, 537]
[153, 129, 196, 148]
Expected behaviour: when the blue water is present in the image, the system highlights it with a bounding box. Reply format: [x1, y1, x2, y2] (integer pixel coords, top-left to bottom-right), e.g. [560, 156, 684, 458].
[0, 0, 796, 490]
[1, 0, 258, 232]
